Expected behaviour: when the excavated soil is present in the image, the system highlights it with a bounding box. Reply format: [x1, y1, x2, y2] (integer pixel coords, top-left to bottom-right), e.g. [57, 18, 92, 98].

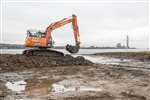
[0, 52, 150, 100]
[0, 54, 92, 72]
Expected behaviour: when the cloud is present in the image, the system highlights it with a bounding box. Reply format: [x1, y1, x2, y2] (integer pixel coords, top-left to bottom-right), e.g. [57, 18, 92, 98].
[2, 2, 149, 48]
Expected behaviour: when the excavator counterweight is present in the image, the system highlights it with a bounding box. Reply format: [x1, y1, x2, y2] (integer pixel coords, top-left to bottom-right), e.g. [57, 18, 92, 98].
[23, 14, 80, 55]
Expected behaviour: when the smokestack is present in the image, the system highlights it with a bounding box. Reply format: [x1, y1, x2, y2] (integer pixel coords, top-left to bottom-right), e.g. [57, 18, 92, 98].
[126, 35, 129, 48]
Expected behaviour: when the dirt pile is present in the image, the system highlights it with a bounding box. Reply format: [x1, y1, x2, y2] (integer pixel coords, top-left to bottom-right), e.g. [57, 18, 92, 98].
[0, 54, 92, 72]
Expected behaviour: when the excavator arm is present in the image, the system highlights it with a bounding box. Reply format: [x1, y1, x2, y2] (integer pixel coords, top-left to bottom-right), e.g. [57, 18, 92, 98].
[44, 14, 80, 53]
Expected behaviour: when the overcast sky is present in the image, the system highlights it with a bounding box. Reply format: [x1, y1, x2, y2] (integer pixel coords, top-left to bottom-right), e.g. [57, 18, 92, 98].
[0, 0, 149, 48]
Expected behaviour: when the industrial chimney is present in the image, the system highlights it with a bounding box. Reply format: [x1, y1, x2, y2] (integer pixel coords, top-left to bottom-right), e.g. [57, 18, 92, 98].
[126, 35, 129, 48]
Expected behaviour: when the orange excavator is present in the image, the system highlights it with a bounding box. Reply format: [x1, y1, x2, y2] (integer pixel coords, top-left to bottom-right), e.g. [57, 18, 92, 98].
[23, 14, 80, 55]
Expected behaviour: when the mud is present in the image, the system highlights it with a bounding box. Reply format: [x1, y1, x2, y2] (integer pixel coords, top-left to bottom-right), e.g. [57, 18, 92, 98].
[0, 64, 149, 100]
[94, 51, 150, 61]
[0, 52, 150, 100]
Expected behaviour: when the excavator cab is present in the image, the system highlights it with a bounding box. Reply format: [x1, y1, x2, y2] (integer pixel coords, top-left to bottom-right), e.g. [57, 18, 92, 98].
[25, 30, 51, 48]
[27, 30, 46, 38]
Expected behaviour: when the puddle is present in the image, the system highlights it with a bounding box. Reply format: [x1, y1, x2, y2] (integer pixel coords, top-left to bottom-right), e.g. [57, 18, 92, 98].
[6, 79, 103, 96]
[52, 84, 102, 93]
[79, 55, 150, 69]
[81, 55, 131, 65]
[6, 80, 27, 93]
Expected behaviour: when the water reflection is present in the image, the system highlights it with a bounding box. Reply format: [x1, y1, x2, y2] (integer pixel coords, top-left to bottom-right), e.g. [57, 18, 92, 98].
[80, 55, 132, 65]
[6, 79, 103, 96]
[25, 79, 57, 96]
[25, 79, 102, 96]
[6, 80, 26, 93]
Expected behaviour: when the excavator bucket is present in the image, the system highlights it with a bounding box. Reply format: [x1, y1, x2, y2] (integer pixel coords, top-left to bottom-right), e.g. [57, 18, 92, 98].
[66, 44, 79, 53]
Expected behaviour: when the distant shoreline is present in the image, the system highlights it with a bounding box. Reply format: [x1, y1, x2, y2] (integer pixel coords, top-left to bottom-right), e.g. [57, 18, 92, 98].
[0, 43, 136, 49]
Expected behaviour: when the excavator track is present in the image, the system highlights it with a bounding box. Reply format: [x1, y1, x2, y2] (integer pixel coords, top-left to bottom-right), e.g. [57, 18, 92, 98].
[23, 49, 64, 57]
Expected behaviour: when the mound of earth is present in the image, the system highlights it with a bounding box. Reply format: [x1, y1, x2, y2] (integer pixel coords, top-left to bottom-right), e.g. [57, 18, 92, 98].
[0, 53, 92, 72]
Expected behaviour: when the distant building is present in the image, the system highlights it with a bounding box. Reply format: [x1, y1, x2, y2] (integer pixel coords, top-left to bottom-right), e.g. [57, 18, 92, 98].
[116, 43, 122, 48]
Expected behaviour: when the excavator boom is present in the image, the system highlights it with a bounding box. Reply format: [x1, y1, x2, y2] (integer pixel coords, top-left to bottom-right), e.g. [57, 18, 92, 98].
[44, 15, 80, 47]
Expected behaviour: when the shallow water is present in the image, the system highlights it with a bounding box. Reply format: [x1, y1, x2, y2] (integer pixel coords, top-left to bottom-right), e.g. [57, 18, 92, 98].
[0, 48, 148, 55]
[6, 80, 26, 93]
[84, 55, 150, 69]
[78, 55, 131, 65]
[52, 84, 102, 93]
[5, 79, 103, 96]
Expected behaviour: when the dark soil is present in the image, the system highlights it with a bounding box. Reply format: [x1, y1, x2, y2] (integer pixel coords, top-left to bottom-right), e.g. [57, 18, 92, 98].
[0, 54, 92, 72]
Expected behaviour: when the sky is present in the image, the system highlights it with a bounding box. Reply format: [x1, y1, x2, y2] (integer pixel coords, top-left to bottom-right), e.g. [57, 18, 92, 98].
[0, 0, 149, 49]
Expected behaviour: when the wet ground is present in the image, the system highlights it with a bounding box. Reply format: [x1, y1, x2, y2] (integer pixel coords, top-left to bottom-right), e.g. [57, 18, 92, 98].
[0, 51, 150, 100]
[94, 51, 150, 61]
